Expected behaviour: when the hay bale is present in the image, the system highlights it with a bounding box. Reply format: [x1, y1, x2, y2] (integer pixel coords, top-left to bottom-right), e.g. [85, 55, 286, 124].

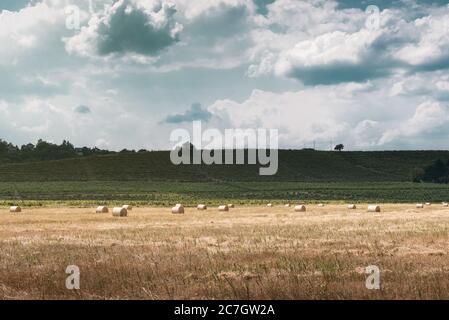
[122, 205, 132, 211]
[10, 206, 21, 213]
[294, 205, 306, 212]
[267, 203, 273, 207]
[172, 205, 185, 214]
[425, 202, 431, 206]
[219, 205, 229, 212]
[197, 204, 207, 210]
[368, 205, 381, 213]
[416, 204, 424, 209]
[285, 204, 291, 207]
[96, 206, 109, 213]
[348, 204, 356, 209]
[228, 204, 235, 208]
[443, 202, 449, 207]
[112, 207, 127, 217]
[318, 204, 324, 207]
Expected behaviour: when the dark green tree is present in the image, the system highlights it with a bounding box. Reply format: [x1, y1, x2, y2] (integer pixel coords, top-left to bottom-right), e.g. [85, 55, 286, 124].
[334, 144, 345, 151]
[413, 159, 449, 184]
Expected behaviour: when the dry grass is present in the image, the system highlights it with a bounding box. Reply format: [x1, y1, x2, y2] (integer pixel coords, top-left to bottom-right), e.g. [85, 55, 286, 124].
[0, 204, 448, 300]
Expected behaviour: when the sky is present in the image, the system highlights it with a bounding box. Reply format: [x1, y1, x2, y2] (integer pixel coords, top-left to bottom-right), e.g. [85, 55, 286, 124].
[1, 0, 449, 151]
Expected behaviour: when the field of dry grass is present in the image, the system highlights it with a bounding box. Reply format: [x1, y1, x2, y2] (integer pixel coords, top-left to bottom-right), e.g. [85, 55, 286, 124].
[0, 204, 448, 300]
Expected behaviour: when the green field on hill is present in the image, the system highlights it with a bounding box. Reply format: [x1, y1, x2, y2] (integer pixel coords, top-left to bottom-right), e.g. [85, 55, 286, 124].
[1, 150, 449, 204]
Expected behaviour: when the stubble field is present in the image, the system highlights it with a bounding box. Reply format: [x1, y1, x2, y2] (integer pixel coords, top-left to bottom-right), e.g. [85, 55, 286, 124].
[0, 204, 448, 300]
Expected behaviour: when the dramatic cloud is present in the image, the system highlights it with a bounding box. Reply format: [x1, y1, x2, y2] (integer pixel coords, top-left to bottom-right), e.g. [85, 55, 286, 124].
[274, 29, 393, 85]
[249, 1, 449, 85]
[395, 11, 449, 72]
[66, 0, 183, 57]
[2, 0, 449, 150]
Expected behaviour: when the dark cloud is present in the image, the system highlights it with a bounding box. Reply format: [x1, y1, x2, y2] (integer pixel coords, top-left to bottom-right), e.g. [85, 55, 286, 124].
[284, 35, 405, 85]
[253, 0, 276, 16]
[94, 0, 181, 56]
[74, 105, 91, 114]
[163, 103, 212, 124]
[337, 0, 398, 9]
[336, 0, 449, 10]
[282, 21, 432, 85]
[287, 63, 390, 86]
[411, 56, 449, 73]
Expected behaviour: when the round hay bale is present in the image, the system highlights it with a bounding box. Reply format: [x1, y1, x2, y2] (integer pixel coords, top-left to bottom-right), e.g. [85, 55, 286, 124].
[228, 204, 235, 208]
[294, 205, 306, 212]
[172, 205, 185, 214]
[318, 204, 325, 207]
[197, 204, 207, 210]
[425, 202, 431, 206]
[443, 202, 449, 207]
[285, 204, 291, 207]
[96, 206, 109, 213]
[113, 207, 127, 217]
[348, 204, 357, 209]
[10, 206, 21, 213]
[122, 205, 132, 211]
[368, 205, 381, 213]
[416, 204, 424, 209]
[267, 203, 273, 207]
[219, 205, 229, 212]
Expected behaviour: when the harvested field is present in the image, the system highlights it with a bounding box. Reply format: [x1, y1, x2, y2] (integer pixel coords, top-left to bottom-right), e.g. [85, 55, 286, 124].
[0, 204, 448, 300]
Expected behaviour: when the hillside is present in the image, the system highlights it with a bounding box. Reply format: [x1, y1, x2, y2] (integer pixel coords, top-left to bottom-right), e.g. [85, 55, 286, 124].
[2, 150, 449, 203]
[0, 150, 448, 182]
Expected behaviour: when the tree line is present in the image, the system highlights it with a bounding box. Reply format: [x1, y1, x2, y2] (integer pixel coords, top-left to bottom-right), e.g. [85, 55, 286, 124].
[0, 139, 116, 163]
